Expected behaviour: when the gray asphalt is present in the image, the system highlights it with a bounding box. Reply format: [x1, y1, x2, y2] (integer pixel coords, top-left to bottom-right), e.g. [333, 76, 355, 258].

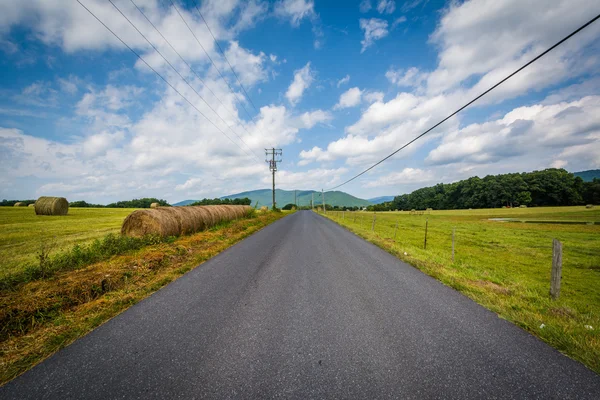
[2, 210, 599, 399]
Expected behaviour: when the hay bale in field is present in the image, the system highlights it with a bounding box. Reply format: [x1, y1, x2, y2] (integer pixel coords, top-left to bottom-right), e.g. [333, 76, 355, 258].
[28, 204, 35, 208]
[121, 205, 252, 238]
[34, 196, 69, 216]
[150, 202, 159, 208]
[13, 202, 25, 207]
[260, 206, 268, 212]
[520, 205, 527, 208]
[586, 204, 594, 209]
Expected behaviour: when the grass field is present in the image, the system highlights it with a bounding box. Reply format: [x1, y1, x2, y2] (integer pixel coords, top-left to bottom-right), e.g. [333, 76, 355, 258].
[322, 206, 600, 374]
[0, 207, 134, 281]
[0, 207, 286, 384]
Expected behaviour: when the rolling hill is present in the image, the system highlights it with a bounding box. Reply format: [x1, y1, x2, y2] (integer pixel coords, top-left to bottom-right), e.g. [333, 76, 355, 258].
[220, 189, 372, 208]
[574, 169, 600, 182]
[368, 196, 395, 204]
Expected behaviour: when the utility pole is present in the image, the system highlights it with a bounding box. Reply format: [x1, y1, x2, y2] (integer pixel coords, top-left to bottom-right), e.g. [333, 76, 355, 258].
[294, 190, 297, 208]
[265, 148, 282, 209]
[322, 189, 326, 214]
[311, 192, 314, 210]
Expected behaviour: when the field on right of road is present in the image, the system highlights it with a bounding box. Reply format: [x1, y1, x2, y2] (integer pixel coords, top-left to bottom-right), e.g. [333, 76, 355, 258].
[323, 206, 600, 373]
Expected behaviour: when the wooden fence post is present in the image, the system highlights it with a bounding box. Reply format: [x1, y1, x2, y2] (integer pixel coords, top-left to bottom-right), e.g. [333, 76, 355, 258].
[452, 227, 455, 262]
[550, 239, 563, 300]
[424, 217, 428, 250]
[394, 221, 398, 242]
[371, 213, 376, 232]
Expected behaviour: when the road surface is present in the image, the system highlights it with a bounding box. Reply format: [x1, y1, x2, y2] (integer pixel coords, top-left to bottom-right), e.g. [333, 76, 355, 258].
[2, 210, 599, 399]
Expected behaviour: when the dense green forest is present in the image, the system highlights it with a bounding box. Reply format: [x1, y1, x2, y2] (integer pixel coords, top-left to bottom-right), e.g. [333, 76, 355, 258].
[0, 200, 36, 206]
[372, 169, 600, 211]
[189, 198, 252, 206]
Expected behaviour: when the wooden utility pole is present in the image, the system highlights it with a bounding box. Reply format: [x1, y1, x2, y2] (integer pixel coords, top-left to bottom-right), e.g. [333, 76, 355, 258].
[322, 189, 326, 214]
[550, 239, 563, 300]
[265, 148, 282, 209]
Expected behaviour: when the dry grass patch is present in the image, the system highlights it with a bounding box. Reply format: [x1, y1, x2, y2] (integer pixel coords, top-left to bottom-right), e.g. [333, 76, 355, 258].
[0, 211, 285, 385]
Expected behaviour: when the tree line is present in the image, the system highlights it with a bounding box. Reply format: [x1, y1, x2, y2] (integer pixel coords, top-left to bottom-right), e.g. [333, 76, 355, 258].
[370, 169, 599, 211]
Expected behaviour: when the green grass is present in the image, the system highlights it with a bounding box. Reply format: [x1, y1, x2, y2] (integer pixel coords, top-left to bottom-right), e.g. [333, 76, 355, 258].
[322, 206, 600, 373]
[0, 207, 134, 281]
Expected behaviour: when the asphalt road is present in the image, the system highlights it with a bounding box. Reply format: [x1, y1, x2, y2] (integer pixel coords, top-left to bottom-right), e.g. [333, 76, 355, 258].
[2, 210, 599, 399]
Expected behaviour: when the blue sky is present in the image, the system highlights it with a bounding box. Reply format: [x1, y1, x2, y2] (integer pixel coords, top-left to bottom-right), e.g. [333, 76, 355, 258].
[1, 0, 600, 204]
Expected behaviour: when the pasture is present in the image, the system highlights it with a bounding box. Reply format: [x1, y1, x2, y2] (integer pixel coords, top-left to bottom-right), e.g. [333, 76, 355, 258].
[323, 206, 600, 373]
[0, 207, 134, 281]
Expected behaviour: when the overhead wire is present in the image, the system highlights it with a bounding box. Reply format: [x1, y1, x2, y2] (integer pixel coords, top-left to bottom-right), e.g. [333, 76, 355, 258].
[326, 12, 600, 191]
[193, 1, 260, 113]
[128, 0, 266, 157]
[168, 0, 255, 122]
[108, 0, 262, 162]
[76, 0, 257, 161]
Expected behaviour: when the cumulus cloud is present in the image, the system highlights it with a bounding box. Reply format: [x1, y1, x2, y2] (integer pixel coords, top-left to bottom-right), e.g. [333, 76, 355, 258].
[359, 0, 372, 13]
[359, 18, 389, 53]
[274, 0, 316, 27]
[426, 95, 600, 167]
[285, 62, 314, 106]
[334, 87, 362, 110]
[385, 67, 428, 88]
[266, 167, 348, 188]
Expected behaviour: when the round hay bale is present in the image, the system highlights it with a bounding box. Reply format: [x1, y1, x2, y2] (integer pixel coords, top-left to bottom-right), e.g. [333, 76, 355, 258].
[121, 205, 252, 238]
[586, 204, 594, 209]
[13, 202, 25, 207]
[28, 204, 35, 208]
[34, 196, 69, 216]
[150, 202, 159, 208]
[260, 206, 268, 212]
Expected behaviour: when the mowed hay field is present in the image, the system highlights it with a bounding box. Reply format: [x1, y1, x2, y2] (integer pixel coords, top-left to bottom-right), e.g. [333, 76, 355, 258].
[0, 207, 134, 280]
[323, 206, 600, 373]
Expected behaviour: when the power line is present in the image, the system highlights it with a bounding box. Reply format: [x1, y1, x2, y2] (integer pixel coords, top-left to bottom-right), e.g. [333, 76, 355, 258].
[193, 1, 260, 113]
[76, 0, 256, 161]
[129, 0, 258, 142]
[108, 0, 262, 162]
[327, 12, 600, 191]
[168, 0, 255, 122]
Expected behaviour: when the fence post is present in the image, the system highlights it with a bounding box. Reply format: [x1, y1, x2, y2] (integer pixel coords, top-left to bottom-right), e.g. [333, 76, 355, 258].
[452, 227, 455, 262]
[550, 239, 563, 300]
[371, 213, 376, 231]
[424, 217, 428, 250]
[394, 221, 398, 242]
[354, 212, 356, 223]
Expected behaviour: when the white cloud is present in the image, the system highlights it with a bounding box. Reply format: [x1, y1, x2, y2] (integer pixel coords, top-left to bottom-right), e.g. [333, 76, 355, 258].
[551, 159, 568, 169]
[376, 0, 396, 14]
[359, 18, 389, 53]
[298, 110, 332, 129]
[391, 16, 407, 30]
[385, 67, 428, 88]
[274, 0, 316, 27]
[265, 167, 348, 189]
[359, 0, 372, 13]
[83, 131, 125, 157]
[285, 62, 314, 106]
[337, 74, 350, 87]
[334, 87, 362, 110]
[364, 91, 384, 103]
[426, 95, 600, 167]
[223, 41, 267, 87]
[366, 168, 434, 187]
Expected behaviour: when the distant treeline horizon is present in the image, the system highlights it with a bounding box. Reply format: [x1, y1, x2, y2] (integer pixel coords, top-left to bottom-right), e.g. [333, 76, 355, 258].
[371, 168, 599, 211]
[0, 197, 252, 208]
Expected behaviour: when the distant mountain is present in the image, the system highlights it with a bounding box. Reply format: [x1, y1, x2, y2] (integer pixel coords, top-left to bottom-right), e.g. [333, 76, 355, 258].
[368, 196, 395, 204]
[220, 189, 372, 208]
[172, 199, 197, 206]
[574, 169, 600, 182]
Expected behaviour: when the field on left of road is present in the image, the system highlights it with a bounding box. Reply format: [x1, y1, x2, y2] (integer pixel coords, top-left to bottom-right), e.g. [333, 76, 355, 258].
[0, 207, 135, 281]
[0, 207, 286, 385]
